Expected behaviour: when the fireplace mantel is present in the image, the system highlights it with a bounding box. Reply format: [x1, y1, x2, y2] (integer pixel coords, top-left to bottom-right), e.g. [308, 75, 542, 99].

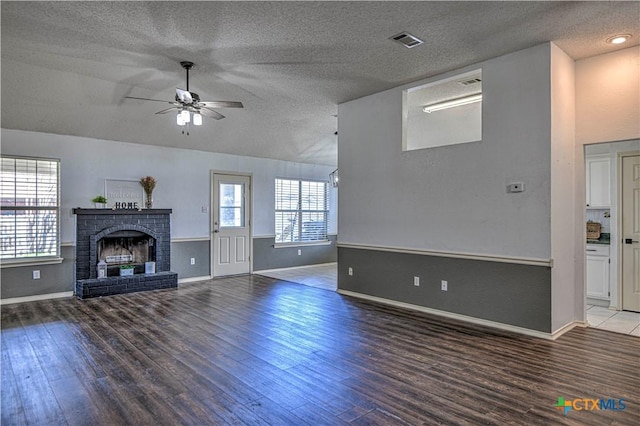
[73, 208, 173, 215]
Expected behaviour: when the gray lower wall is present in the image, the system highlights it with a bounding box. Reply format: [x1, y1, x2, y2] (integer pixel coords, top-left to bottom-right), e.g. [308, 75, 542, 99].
[170, 240, 211, 279]
[170, 237, 338, 277]
[1, 241, 208, 300]
[1, 236, 337, 299]
[1, 246, 75, 299]
[338, 247, 552, 333]
[253, 235, 337, 271]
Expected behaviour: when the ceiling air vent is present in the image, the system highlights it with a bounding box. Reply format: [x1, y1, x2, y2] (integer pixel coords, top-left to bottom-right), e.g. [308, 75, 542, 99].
[390, 32, 424, 49]
[458, 78, 482, 86]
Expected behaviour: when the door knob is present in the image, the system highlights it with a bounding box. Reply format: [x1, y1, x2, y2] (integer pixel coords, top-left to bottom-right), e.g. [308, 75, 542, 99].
[625, 238, 639, 244]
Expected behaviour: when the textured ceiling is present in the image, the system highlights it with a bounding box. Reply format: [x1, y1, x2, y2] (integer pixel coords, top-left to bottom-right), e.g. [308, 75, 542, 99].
[1, 1, 638, 166]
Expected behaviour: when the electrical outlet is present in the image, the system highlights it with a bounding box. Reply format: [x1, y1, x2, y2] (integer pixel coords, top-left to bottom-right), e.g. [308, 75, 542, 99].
[201, 206, 208, 213]
[414, 276, 420, 286]
[441, 280, 448, 291]
[190, 258, 196, 265]
[297, 249, 302, 256]
[33, 270, 40, 280]
[348, 267, 353, 276]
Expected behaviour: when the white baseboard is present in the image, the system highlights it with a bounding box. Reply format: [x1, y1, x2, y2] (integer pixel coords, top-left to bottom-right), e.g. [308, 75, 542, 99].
[178, 275, 212, 284]
[1, 291, 74, 305]
[551, 321, 583, 338]
[337, 289, 573, 340]
[254, 262, 337, 275]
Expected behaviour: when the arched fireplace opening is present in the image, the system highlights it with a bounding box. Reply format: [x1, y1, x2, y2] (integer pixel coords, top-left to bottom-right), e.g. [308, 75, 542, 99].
[98, 230, 156, 276]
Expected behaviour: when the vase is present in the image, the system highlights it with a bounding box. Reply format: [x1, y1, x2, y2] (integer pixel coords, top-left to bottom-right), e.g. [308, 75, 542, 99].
[145, 193, 153, 209]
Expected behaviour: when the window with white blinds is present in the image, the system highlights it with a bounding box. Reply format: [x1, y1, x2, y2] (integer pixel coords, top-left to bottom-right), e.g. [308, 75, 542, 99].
[0, 156, 60, 261]
[275, 178, 328, 243]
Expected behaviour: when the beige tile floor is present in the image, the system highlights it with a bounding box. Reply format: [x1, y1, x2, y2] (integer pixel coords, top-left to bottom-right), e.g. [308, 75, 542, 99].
[256, 263, 337, 291]
[587, 305, 640, 336]
[258, 266, 640, 337]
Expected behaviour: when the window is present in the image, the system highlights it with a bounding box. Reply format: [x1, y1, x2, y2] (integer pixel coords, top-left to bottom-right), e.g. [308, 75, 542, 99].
[219, 183, 245, 227]
[1, 156, 60, 261]
[403, 69, 482, 151]
[275, 178, 328, 243]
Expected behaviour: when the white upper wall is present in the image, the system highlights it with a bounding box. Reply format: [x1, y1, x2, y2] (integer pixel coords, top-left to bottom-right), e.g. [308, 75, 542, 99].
[549, 43, 578, 331]
[576, 46, 640, 145]
[1, 129, 337, 242]
[338, 44, 552, 259]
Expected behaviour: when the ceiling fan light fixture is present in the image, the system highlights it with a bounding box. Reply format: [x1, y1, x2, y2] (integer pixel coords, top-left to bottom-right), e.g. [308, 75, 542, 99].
[125, 61, 243, 130]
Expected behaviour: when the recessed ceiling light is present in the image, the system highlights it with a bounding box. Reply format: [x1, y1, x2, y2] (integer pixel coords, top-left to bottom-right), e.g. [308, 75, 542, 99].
[606, 34, 631, 45]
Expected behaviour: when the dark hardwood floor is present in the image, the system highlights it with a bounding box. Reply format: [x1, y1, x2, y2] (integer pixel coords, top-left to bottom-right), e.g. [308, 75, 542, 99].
[1, 275, 638, 425]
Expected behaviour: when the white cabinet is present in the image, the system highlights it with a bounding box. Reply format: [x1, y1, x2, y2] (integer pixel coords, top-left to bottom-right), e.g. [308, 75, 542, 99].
[586, 155, 610, 208]
[586, 244, 609, 300]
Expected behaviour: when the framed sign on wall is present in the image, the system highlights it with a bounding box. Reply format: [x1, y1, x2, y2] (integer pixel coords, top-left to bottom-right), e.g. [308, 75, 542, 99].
[105, 179, 143, 209]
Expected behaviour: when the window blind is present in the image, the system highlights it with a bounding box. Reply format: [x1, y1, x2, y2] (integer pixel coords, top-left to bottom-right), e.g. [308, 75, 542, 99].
[275, 178, 328, 243]
[0, 156, 60, 260]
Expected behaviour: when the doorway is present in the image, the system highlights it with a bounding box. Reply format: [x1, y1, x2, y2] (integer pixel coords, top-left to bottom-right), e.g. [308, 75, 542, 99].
[211, 173, 252, 277]
[584, 141, 640, 335]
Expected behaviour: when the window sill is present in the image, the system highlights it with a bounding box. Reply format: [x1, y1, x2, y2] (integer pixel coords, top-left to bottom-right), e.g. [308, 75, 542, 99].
[273, 241, 332, 249]
[1, 257, 64, 268]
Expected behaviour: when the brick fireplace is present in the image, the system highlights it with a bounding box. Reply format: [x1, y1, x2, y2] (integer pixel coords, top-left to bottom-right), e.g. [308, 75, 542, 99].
[73, 208, 178, 298]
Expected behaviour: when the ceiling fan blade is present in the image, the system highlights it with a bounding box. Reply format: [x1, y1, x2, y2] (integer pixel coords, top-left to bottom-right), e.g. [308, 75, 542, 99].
[199, 107, 225, 120]
[155, 107, 179, 115]
[176, 88, 193, 104]
[198, 101, 244, 108]
[125, 96, 177, 104]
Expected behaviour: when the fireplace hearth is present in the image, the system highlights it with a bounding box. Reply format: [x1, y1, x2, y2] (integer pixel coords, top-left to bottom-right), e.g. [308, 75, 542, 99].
[73, 209, 177, 298]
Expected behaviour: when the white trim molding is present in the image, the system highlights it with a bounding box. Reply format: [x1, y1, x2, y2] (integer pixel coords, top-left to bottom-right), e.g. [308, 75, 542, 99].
[254, 262, 337, 275]
[1, 257, 65, 269]
[178, 276, 212, 284]
[1, 291, 74, 305]
[337, 290, 580, 340]
[171, 237, 210, 243]
[274, 240, 332, 249]
[337, 242, 553, 267]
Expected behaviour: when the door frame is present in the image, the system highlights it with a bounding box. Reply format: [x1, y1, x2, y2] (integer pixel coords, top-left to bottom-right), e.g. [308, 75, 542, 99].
[615, 150, 640, 309]
[210, 170, 253, 277]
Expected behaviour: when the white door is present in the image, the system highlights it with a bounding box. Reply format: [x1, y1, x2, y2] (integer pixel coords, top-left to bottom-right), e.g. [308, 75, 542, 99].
[621, 155, 640, 311]
[212, 174, 251, 277]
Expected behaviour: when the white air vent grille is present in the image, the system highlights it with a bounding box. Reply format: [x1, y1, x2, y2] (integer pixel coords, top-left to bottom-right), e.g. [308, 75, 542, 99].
[458, 78, 482, 86]
[390, 32, 424, 48]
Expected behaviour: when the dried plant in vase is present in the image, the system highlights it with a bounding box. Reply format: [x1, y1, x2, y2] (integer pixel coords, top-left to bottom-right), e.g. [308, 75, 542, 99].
[139, 176, 156, 209]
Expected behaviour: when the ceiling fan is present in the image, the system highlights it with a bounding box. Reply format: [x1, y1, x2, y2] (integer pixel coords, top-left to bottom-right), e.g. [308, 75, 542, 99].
[125, 61, 243, 131]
